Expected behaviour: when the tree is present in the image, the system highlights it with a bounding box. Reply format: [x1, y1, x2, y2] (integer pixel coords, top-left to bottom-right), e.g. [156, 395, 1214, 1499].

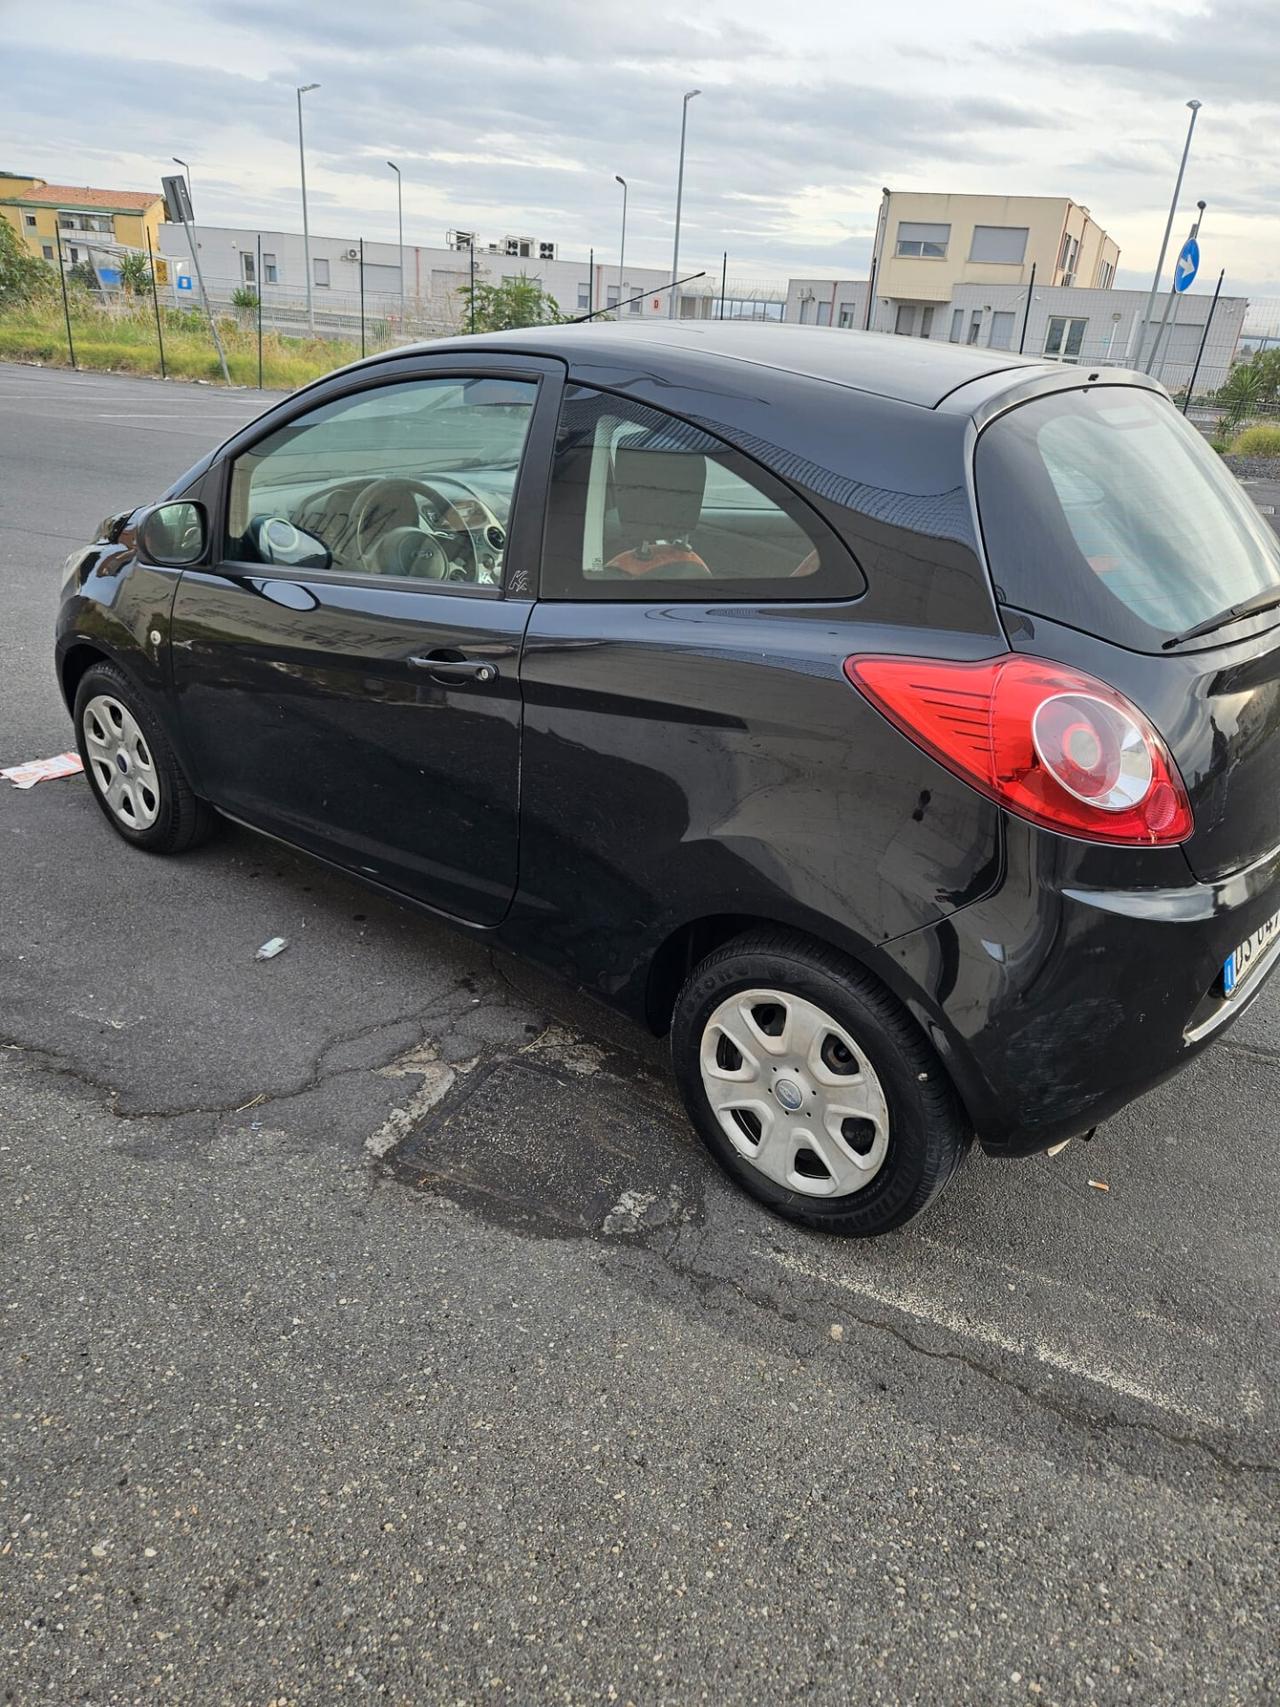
[455, 271, 566, 333]
[118, 251, 153, 295]
[0, 215, 55, 309]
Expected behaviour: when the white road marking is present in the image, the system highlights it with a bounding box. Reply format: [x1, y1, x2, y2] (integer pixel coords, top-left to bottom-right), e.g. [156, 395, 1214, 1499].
[763, 1246, 1225, 1430]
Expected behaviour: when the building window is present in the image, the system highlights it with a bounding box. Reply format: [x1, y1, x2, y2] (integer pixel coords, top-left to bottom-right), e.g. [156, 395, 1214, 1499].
[241, 252, 256, 285]
[895, 222, 950, 259]
[628, 292, 642, 314]
[1097, 260, 1114, 290]
[949, 308, 964, 344]
[1058, 234, 1079, 286]
[59, 216, 74, 230]
[24, 213, 36, 228]
[68, 246, 79, 263]
[314, 257, 330, 287]
[607, 285, 620, 309]
[577, 283, 590, 311]
[41, 243, 53, 261]
[1045, 316, 1087, 361]
[263, 253, 278, 284]
[967, 312, 983, 345]
[969, 225, 1029, 265]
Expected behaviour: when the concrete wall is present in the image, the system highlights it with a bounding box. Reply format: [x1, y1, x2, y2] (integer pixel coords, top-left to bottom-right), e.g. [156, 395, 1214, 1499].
[784, 279, 869, 328]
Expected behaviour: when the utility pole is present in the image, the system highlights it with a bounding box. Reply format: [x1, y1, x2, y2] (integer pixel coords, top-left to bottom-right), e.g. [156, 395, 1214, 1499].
[669, 88, 701, 318]
[615, 174, 628, 317]
[387, 160, 404, 333]
[296, 83, 320, 333]
[1136, 99, 1201, 369]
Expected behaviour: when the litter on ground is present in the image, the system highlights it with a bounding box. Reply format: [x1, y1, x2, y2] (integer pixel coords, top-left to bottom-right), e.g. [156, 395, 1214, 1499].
[1, 752, 84, 789]
[255, 936, 288, 961]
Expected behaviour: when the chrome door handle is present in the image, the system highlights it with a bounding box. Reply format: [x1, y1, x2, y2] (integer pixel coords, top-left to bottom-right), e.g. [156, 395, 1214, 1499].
[408, 653, 499, 685]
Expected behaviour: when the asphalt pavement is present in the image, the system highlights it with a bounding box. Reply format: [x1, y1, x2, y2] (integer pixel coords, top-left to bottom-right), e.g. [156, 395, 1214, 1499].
[1, 362, 1277, 1706]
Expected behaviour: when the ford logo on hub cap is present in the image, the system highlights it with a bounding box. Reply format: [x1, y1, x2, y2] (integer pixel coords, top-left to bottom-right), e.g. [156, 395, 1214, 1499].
[775, 1078, 803, 1111]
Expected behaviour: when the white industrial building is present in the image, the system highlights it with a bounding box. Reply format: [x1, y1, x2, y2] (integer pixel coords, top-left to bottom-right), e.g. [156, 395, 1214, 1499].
[784, 275, 1246, 394]
[156, 223, 768, 336]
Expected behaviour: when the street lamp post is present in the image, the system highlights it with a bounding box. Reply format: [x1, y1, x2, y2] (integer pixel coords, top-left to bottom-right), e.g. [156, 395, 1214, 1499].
[669, 88, 701, 319]
[387, 159, 404, 334]
[171, 157, 192, 210]
[296, 82, 320, 333]
[615, 174, 627, 318]
[1136, 99, 1202, 369]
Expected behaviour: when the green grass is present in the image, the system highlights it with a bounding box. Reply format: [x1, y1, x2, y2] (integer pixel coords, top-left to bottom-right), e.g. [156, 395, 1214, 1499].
[1230, 422, 1280, 458]
[0, 302, 371, 390]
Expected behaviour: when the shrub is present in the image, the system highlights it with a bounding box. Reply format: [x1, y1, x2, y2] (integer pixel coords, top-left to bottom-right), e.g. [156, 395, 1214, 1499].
[1230, 423, 1280, 458]
[231, 285, 260, 310]
[1208, 436, 1230, 455]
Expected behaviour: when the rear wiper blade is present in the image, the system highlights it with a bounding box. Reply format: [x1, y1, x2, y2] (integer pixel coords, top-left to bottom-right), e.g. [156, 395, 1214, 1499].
[1163, 585, 1280, 649]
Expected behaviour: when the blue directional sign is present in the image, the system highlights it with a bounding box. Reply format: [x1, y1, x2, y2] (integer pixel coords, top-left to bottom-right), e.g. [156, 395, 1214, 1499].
[176, 273, 194, 291]
[1174, 237, 1200, 293]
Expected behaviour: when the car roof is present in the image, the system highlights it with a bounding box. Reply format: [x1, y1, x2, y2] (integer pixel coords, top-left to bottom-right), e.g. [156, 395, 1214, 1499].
[368, 320, 1048, 410]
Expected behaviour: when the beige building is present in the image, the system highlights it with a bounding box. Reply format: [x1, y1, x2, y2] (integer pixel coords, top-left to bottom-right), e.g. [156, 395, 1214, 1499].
[858, 191, 1120, 338]
[0, 173, 165, 269]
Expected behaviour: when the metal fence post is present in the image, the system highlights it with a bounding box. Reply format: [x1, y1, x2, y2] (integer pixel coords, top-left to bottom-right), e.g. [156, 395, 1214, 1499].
[1018, 262, 1037, 353]
[146, 234, 166, 378]
[256, 234, 264, 389]
[719, 251, 727, 320]
[359, 237, 366, 359]
[54, 229, 76, 369]
[1184, 269, 1225, 413]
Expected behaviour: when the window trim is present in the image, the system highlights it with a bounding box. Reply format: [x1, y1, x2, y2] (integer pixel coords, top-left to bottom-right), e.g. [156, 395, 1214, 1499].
[210, 356, 565, 601]
[537, 381, 866, 605]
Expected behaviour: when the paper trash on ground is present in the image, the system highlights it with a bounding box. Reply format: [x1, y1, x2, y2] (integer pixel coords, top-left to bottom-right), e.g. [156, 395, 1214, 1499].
[1, 752, 84, 790]
[255, 937, 289, 961]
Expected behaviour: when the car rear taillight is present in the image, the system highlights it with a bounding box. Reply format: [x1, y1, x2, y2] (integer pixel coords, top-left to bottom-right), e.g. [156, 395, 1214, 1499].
[843, 654, 1193, 846]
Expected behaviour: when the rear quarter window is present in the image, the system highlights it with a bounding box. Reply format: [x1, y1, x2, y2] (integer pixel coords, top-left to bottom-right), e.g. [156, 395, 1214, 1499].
[975, 386, 1280, 651]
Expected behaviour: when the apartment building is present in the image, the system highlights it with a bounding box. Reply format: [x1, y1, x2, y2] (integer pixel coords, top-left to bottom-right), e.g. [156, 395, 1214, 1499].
[863, 191, 1120, 338]
[0, 173, 164, 268]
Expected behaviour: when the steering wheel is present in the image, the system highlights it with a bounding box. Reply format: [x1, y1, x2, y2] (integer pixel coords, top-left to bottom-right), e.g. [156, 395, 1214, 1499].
[348, 476, 501, 581]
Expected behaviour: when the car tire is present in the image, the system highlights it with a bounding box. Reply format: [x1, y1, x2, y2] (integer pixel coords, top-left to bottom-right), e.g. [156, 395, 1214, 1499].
[671, 929, 971, 1236]
[74, 661, 216, 855]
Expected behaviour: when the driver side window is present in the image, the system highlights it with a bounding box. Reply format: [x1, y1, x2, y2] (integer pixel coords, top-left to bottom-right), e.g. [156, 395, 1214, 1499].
[225, 374, 538, 586]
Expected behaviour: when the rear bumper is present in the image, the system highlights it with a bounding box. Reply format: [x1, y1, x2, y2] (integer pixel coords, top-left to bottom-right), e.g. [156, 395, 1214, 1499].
[881, 822, 1280, 1156]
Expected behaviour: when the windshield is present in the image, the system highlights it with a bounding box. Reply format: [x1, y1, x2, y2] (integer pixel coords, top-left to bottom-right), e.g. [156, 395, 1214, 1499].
[975, 386, 1280, 651]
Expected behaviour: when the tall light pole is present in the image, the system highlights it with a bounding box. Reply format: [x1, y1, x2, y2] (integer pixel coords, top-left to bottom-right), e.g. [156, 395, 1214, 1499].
[615, 174, 628, 317]
[387, 159, 404, 333]
[669, 88, 700, 319]
[171, 157, 192, 210]
[1136, 99, 1201, 369]
[296, 82, 320, 333]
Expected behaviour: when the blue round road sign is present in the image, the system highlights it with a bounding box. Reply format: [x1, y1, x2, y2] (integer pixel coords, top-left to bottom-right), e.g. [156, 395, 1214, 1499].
[1174, 237, 1200, 293]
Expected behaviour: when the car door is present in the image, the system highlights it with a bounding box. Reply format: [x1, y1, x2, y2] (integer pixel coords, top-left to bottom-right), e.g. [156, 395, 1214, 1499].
[169, 355, 562, 926]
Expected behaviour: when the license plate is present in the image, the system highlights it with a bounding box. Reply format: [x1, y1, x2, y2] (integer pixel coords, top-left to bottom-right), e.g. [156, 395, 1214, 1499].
[1224, 910, 1280, 996]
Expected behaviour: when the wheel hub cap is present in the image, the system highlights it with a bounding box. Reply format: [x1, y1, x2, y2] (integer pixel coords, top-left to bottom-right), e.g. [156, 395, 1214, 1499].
[82, 694, 161, 830]
[698, 987, 891, 1198]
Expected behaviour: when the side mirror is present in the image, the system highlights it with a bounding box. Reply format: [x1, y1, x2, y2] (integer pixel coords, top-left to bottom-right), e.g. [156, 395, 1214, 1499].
[137, 501, 208, 567]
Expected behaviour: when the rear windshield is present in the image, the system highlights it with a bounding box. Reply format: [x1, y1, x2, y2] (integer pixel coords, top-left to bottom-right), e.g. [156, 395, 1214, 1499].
[975, 386, 1280, 651]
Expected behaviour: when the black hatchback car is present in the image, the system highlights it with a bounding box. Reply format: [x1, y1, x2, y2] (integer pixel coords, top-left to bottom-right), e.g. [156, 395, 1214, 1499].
[57, 323, 1280, 1234]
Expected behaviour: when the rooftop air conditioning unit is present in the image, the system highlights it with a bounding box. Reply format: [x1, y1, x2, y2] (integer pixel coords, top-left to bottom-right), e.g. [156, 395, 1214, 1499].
[538, 241, 557, 261]
[504, 235, 533, 258]
[342, 247, 359, 261]
[449, 230, 476, 250]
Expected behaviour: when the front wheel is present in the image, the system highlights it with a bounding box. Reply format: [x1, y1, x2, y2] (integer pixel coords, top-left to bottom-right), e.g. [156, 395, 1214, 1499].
[74, 661, 216, 854]
[671, 931, 971, 1236]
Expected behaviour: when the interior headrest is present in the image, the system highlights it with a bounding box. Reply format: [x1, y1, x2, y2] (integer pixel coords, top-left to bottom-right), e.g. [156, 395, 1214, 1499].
[613, 446, 706, 539]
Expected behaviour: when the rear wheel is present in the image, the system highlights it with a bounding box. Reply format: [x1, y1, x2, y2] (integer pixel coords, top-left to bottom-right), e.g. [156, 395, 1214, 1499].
[671, 930, 971, 1235]
[74, 661, 215, 854]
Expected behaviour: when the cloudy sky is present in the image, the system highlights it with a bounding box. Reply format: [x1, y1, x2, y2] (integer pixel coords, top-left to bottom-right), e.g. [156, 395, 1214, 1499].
[4, 0, 1278, 298]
